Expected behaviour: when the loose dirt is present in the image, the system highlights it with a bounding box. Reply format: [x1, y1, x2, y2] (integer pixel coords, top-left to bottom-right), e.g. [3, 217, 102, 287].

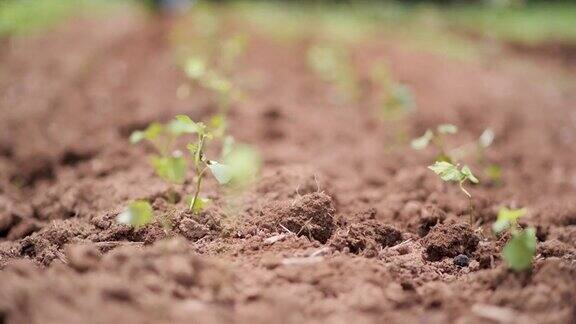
[0, 11, 575, 324]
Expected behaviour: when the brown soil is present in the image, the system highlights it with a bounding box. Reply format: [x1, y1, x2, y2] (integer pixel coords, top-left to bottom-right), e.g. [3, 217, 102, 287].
[1, 11, 576, 324]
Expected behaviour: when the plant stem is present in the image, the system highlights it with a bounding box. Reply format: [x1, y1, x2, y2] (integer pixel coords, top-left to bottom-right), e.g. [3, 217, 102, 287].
[468, 196, 474, 225]
[189, 168, 207, 212]
[459, 181, 475, 225]
[189, 134, 207, 212]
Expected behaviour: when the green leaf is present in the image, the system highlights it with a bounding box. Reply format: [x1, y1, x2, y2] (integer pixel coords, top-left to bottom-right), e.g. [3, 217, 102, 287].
[388, 84, 415, 112]
[222, 144, 261, 190]
[503, 227, 537, 271]
[187, 143, 198, 156]
[194, 122, 209, 136]
[221, 135, 235, 158]
[486, 164, 502, 184]
[461, 165, 479, 184]
[209, 114, 227, 138]
[493, 207, 527, 234]
[221, 33, 249, 70]
[411, 130, 433, 150]
[129, 130, 146, 144]
[151, 152, 187, 184]
[479, 128, 495, 148]
[190, 196, 211, 214]
[169, 115, 199, 135]
[437, 124, 458, 134]
[204, 72, 232, 94]
[130, 122, 163, 144]
[428, 161, 464, 182]
[184, 57, 206, 80]
[117, 200, 153, 229]
[207, 161, 232, 185]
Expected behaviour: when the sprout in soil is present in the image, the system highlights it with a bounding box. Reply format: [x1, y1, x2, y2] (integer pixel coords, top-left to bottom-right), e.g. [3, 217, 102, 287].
[477, 128, 502, 184]
[493, 207, 536, 271]
[307, 44, 359, 103]
[412, 124, 458, 162]
[371, 62, 415, 120]
[449, 128, 502, 184]
[117, 200, 154, 229]
[183, 33, 248, 138]
[128, 115, 261, 220]
[428, 161, 479, 224]
[130, 118, 196, 202]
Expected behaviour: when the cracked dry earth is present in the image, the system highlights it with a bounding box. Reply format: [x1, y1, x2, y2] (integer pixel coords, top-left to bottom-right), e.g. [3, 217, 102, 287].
[1, 11, 576, 324]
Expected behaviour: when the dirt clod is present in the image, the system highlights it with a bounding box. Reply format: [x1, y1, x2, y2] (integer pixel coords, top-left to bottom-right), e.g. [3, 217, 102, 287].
[422, 222, 480, 261]
[259, 192, 336, 243]
[330, 220, 402, 255]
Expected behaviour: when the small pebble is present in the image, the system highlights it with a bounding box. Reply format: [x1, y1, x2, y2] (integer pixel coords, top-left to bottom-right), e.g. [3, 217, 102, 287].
[453, 254, 470, 267]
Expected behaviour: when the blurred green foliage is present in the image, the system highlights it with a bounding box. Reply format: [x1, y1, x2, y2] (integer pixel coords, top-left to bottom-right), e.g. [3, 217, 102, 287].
[2, 0, 576, 48]
[0, 0, 120, 37]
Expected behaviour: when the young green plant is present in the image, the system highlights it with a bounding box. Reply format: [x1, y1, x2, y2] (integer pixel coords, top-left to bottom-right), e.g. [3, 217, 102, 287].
[183, 33, 248, 138]
[129, 118, 197, 201]
[447, 128, 502, 184]
[428, 161, 479, 224]
[117, 200, 154, 230]
[371, 62, 415, 120]
[307, 44, 359, 103]
[411, 124, 458, 162]
[477, 128, 502, 184]
[128, 115, 220, 215]
[493, 207, 536, 271]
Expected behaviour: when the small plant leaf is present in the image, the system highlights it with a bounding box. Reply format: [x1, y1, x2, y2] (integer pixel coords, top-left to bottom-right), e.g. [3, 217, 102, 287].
[221, 135, 235, 158]
[479, 128, 495, 148]
[503, 227, 537, 271]
[117, 200, 153, 229]
[184, 57, 206, 80]
[151, 152, 187, 184]
[436, 153, 452, 163]
[222, 144, 261, 190]
[204, 72, 231, 94]
[461, 165, 479, 184]
[129, 130, 146, 144]
[411, 130, 433, 150]
[221, 33, 249, 71]
[130, 122, 163, 144]
[428, 161, 464, 182]
[437, 124, 458, 134]
[208, 161, 232, 185]
[486, 164, 502, 184]
[493, 207, 527, 234]
[209, 114, 227, 138]
[187, 196, 211, 214]
[187, 143, 198, 156]
[169, 115, 199, 135]
[388, 84, 415, 111]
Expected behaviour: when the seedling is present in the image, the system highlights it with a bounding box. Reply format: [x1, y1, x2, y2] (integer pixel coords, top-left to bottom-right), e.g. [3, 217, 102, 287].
[449, 128, 502, 184]
[412, 124, 458, 162]
[428, 161, 479, 224]
[371, 62, 415, 120]
[130, 117, 199, 186]
[182, 33, 248, 138]
[477, 128, 502, 184]
[117, 200, 154, 229]
[493, 207, 536, 271]
[184, 57, 243, 139]
[128, 115, 208, 213]
[219, 33, 249, 76]
[307, 44, 359, 103]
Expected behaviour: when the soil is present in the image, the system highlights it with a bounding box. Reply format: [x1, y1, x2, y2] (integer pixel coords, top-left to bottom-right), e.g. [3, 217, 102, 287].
[1, 10, 576, 324]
